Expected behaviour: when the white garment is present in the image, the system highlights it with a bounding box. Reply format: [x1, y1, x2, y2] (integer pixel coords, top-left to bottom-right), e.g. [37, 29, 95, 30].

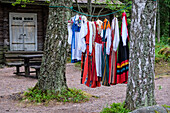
[111, 17, 120, 52]
[89, 22, 93, 54]
[122, 16, 128, 46]
[101, 28, 112, 55]
[96, 19, 103, 34]
[67, 15, 82, 61]
[71, 32, 82, 60]
[67, 23, 72, 45]
[95, 42, 102, 77]
[67, 16, 75, 44]
[78, 16, 87, 53]
[91, 22, 96, 44]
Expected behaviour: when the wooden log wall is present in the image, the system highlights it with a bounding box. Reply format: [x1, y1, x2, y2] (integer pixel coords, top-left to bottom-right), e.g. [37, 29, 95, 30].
[0, 3, 49, 64]
[0, 3, 4, 63]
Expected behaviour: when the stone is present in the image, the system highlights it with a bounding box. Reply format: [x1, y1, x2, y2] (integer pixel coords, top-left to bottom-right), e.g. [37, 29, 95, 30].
[130, 105, 168, 113]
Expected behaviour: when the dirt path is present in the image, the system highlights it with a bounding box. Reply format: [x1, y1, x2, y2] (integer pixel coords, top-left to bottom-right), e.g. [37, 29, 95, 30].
[0, 63, 169, 113]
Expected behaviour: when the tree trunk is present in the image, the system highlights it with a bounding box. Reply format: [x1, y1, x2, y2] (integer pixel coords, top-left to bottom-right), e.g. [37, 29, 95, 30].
[37, 0, 72, 92]
[125, 0, 157, 111]
[87, 0, 92, 20]
[157, 0, 160, 43]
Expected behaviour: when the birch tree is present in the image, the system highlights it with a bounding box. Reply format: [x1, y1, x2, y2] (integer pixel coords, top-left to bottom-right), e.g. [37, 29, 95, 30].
[37, 0, 72, 92]
[125, 0, 157, 110]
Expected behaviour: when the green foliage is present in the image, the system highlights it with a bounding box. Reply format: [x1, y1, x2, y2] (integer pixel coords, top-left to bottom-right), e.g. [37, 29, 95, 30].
[155, 37, 170, 63]
[159, 0, 170, 37]
[162, 104, 170, 108]
[102, 0, 132, 32]
[67, 57, 71, 63]
[158, 85, 162, 90]
[23, 87, 89, 103]
[12, 0, 35, 7]
[74, 61, 81, 67]
[101, 102, 131, 113]
[12, 0, 49, 7]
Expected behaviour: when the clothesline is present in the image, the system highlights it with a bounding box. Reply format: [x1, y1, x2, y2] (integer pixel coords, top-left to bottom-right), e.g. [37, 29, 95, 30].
[68, 12, 130, 88]
[49, 4, 132, 17]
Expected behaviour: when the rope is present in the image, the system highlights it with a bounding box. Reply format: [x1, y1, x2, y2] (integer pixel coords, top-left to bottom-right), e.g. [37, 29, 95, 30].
[49, 4, 132, 17]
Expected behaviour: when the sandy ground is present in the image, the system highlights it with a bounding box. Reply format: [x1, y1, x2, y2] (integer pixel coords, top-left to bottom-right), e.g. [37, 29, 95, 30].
[0, 63, 170, 113]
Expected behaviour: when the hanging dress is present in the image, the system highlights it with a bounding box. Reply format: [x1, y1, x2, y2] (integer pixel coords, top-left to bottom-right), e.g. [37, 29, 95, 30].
[101, 19, 111, 86]
[116, 12, 129, 84]
[79, 16, 88, 84]
[68, 15, 82, 63]
[81, 22, 91, 86]
[109, 17, 120, 85]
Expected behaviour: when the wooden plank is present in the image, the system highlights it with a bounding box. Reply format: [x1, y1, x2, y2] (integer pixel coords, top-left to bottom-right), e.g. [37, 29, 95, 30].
[0, 42, 3, 46]
[0, 51, 3, 55]
[5, 58, 41, 63]
[0, 47, 3, 51]
[0, 60, 4, 63]
[0, 55, 4, 59]
[37, 32, 43, 36]
[4, 51, 43, 54]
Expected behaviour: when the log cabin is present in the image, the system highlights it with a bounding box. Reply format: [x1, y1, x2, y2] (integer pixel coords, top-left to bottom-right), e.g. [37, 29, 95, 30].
[0, 0, 49, 63]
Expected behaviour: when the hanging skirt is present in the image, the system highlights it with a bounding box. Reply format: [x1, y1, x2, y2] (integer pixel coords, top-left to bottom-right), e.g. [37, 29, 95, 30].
[116, 37, 129, 84]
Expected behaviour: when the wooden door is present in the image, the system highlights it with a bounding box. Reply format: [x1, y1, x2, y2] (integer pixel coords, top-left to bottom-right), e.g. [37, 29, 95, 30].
[9, 13, 37, 51]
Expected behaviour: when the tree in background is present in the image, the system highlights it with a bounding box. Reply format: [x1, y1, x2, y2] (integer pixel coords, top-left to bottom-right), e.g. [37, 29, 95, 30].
[157, 0, 160, 43]
[125, 0, 157, 110]
[159, 0, 170, 37]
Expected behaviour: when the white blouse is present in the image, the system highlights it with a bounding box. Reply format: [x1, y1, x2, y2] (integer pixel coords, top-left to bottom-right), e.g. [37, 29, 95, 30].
[101, 28, 112, 55]
[112, 17, 120, 52]
[122, 16, 128, 46]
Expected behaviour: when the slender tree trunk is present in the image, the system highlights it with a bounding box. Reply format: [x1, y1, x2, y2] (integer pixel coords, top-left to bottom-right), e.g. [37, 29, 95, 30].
[125, 0, 157, 111]
[37, 0, 72, 92]
[157, 0, 160, 43]
[87, 0, 92, 20]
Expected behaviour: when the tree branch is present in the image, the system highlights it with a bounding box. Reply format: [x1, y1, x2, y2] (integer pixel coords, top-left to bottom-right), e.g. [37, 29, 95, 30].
[90, 6, 96, 20]
[97, 7, 105, 19]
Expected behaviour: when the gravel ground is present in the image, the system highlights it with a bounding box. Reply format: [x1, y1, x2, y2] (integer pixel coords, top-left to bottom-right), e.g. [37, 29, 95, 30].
[0, 63, 169, 113]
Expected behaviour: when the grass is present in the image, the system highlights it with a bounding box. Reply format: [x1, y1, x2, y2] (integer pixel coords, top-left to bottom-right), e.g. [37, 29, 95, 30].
[101, 103, 170, 113]
[155, 37, 170, 63]
[22, 87, 90, 103]
[100, 102, 131, 113]
[74, 61, 81, 68]
[162, 104, 170, 108]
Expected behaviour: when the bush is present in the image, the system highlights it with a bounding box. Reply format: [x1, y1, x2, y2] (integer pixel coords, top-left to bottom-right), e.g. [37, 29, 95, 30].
[155, 37, 170, 63]
[101, 102, 131, 113]
[23, 88, 89, 103]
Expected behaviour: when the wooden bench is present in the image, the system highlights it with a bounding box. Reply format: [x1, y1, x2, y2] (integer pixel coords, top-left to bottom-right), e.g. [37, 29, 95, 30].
[31, 65, 41, 78]
[6, 62, 24, 75]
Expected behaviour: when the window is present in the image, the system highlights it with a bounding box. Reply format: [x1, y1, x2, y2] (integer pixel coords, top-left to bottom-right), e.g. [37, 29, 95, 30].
[13, 17, 22, 20]
[24, 17, 34, 21]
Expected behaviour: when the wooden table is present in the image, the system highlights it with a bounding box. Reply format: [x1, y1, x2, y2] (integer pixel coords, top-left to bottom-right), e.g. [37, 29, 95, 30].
[18, 54, 43, 76]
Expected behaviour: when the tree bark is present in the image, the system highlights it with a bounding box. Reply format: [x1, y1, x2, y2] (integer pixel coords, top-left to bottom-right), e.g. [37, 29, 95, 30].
[87, 0, 92, 20]
[37, 0, 72, 92]
[125, 0, 157, 111]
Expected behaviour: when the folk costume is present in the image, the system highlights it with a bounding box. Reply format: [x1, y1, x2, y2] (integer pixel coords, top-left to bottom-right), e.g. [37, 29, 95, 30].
[101, 18, 111, 86]
[79, 16, 87, 84]
[94, 20, 103, 78]
[109, 17, 120, 85]
[68, 12, 130, 88]
[68, 15, 82, 63]
[116, 12, 129, 84]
